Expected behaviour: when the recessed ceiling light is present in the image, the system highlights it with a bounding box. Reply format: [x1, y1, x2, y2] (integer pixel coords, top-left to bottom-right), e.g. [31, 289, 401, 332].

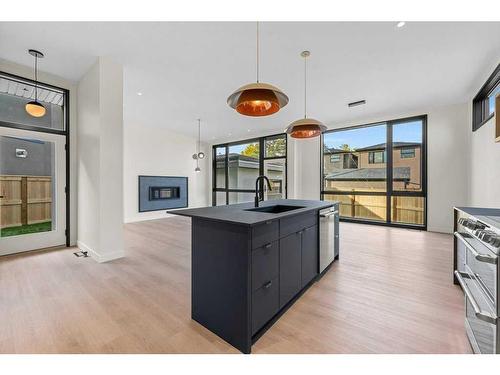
[247, 129, 251, 132]
[137, 92, 143, 96]
[396, 21, 406, 28]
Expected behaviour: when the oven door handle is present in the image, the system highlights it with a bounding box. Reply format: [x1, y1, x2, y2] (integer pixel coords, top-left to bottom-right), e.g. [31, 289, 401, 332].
[454, 271, 497, 325]
[455, 232, 497, 265]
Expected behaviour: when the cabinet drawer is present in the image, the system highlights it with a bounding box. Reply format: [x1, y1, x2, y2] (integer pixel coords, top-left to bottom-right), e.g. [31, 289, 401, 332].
[252, 277, 279, 335]
[252, 220, 279, 249]
[252, 241, 279, 291]
[280, 211, 317, 238]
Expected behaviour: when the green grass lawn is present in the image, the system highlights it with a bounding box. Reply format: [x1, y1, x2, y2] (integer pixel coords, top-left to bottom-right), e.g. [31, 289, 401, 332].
[1, 222, 52, 237]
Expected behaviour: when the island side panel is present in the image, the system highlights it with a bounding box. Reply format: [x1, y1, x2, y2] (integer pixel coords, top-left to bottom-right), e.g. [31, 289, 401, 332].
[191, 217, 252, 353]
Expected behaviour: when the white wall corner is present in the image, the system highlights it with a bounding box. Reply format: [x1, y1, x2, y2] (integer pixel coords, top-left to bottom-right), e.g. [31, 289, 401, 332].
[77, 240, 124, 263]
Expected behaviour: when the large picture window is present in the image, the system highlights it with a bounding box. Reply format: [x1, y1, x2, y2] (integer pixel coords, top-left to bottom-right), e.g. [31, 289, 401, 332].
[321, 115, 427, 228]
[213, 133, 287, 206]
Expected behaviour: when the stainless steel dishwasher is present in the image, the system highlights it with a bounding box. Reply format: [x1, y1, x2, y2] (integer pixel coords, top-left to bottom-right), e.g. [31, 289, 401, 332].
[319, 204, 339, 273]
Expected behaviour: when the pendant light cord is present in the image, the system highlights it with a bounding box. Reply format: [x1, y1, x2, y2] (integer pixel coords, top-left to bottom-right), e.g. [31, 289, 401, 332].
[256, 21, 260, 83]
[304, 54, 307, 118]
[197, 119, 201, 153]
[34, 54, 38, 101]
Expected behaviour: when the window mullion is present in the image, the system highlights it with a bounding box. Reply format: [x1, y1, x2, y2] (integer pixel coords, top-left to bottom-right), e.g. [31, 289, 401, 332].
[386, 121, 393, 224]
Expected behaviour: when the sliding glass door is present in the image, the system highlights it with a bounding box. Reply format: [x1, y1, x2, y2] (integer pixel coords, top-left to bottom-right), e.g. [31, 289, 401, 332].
[321, 115, 426, 228]
[212, 133, 287, 205]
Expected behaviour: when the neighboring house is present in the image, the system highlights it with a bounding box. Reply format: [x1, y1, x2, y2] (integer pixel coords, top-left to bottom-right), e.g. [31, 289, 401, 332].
[0, 136, 53, 230]
[216, 153, 285, 200]
[323, 142, 422, 191]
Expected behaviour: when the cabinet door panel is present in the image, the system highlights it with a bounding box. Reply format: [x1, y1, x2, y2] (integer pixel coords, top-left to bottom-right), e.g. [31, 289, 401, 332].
[279, 232, 302, 309]
[252, 277, 279, 335]
[301, 225, 318, 287]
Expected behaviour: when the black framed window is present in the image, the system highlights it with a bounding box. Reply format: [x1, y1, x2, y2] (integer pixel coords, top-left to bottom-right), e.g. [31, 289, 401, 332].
[321, 115, 427, 229]
[330, 154, 341, 163]
[368, 150, 385, 164]
[0, 72, 67, 134]
[0, 70, 70, 246]
[473, 63, 500, 131]
[400, 147, 415, 158]
[212, 133, 287, 205]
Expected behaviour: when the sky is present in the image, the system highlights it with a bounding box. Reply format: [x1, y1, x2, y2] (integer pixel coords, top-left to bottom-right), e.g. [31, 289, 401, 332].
[215, 120, 424, 155]
[324, 120, 423, 150]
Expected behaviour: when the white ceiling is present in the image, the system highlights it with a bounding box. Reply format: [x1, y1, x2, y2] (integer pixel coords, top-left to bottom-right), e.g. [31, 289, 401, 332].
[1, 22, 499, 142]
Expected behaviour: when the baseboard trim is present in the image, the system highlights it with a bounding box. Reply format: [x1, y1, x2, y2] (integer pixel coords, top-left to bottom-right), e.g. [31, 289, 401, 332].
[77, 241, 124, 263]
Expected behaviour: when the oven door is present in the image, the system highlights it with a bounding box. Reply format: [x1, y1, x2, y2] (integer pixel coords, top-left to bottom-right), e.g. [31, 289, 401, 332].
[455, 270, 497, 354]
[455, 232, 497, 301]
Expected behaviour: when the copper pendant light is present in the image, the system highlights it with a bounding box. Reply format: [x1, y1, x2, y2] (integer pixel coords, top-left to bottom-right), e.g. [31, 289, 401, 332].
[227, 22, 288, 117]
[25, 49, 46, 118]
[285, 51, 326, 139]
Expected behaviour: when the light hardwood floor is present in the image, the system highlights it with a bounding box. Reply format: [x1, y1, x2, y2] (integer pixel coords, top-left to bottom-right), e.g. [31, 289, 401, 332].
[0, 217, 472, 353]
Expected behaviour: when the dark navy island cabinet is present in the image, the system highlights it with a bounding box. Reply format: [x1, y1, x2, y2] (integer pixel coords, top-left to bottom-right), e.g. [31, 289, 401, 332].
[170, 199, 335, 354]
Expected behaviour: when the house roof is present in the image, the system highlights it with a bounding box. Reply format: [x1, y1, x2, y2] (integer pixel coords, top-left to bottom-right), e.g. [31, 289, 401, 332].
[325, 167, 410, 181]
[323, 147, 345, 155]
[324, 141, 421, 154]
[215, 153, 284, 171]
[355, 142, 421, 151]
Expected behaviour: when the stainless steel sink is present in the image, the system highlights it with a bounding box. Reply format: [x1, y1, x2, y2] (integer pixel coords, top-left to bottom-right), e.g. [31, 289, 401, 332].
[244, 205, 305, 214]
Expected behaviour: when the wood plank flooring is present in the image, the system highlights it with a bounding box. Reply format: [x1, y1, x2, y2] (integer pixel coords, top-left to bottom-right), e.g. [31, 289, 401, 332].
[0, 217, 472, 353]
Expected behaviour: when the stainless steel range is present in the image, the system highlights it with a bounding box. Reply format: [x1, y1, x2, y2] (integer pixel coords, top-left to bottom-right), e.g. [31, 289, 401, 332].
[454, 207, 500, 354]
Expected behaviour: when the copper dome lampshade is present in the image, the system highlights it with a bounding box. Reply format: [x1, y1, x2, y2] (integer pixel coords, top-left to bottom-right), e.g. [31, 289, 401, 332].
[25, 49, 46, 118]
[227, 22, 288, 117]
[285, 118, 327, 139]
[227, 82, 288, 117]
[285, 51, 326, 139]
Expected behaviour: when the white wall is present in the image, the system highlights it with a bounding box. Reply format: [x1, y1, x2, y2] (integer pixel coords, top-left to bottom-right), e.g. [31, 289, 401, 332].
[467, 61, 500, 209]
[123, 125, 209, 223]
[0, 58, 78, 246]
[77, 57, 124, 262]
[469, 114, 499, 207]
[77, 62, 100, 254]
[290, 136, 321, 200]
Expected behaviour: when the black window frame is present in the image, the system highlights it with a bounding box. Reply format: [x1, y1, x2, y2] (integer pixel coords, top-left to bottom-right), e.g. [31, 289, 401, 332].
[330, 154, 341, 163]
[368, 150, 385, 164]
[320, 114, 427, 230]
[212, 133, 287, 206]
[0, 70, 71, 246]
[343, 153, 358, 169]
[473, 63, 500, 131]
[400, 147, 415, 158]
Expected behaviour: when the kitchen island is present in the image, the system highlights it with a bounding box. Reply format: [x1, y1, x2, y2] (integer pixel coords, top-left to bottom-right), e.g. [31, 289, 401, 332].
[169, 199, 338, 353]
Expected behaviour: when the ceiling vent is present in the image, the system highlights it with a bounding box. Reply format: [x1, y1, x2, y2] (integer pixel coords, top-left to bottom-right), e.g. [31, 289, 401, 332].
[348, 100, 366, 107]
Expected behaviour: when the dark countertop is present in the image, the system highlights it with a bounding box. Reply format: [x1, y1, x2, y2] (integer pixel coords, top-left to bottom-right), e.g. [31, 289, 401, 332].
[168, 199, 336, 226]
[455, 206, 500, 231]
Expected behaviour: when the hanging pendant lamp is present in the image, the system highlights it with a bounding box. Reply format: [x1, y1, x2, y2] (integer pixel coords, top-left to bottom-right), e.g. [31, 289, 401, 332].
[192, 119, 204, 172]
[25, 49, 46, 118]
[227, 22, 288, 117]
[285, 51, 326, 138]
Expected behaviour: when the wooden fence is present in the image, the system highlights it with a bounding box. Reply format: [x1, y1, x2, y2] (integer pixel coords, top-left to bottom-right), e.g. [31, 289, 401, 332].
[326, 193, 424, 225]
[0, 175, 52, 229]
